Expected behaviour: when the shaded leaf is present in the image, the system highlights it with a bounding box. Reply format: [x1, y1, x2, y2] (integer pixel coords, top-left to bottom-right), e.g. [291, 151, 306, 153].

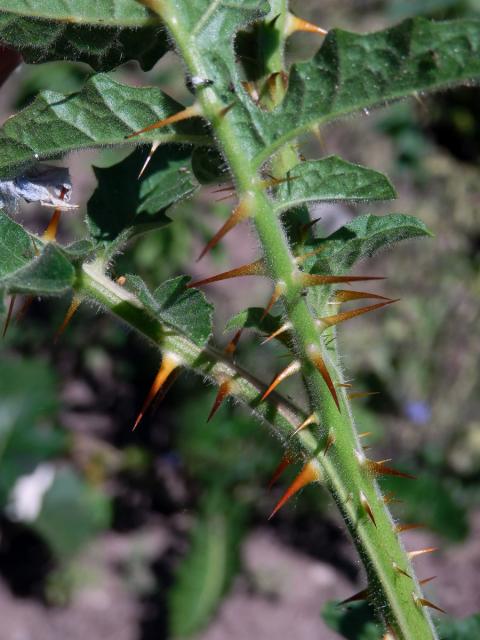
[0, 210, 34, 279]
[87, 146, 197, 255]
[225, 306, 283, 337]
[0, 74, 209, 178]
[126, 275, 213, 347]
[191, 147, 229, 185]
[0, 0, 167, 71]
[322, 601, 382, 640]
[274, 157, 396, 213]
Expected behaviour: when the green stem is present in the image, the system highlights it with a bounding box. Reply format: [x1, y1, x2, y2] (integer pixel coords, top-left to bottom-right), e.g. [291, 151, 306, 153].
[79, 261, 314, 446]
[135, 3, 437, 638]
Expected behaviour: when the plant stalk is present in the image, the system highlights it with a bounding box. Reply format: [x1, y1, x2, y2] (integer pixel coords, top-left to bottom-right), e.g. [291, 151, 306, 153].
[132, 2, 438, 637]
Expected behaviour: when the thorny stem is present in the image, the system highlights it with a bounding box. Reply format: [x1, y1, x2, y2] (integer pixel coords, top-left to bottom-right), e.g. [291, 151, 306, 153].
[91, 2, 438, 638]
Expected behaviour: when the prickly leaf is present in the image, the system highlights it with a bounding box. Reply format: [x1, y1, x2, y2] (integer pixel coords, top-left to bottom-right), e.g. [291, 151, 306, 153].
[0, 74, 209, 178]
[126, 275, 213, 347]
[0, 0, 167, 70]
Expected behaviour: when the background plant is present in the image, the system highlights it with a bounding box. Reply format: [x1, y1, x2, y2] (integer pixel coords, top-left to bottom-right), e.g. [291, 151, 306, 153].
[1, 1, 480, 639]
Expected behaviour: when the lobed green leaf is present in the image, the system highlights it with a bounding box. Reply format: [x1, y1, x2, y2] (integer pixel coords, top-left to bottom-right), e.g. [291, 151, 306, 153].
[273, 157, 396, 213]
[0, 211, 76, 295]
[310, 213, 432, 273]
[251, 17, 480, 164]
[0, 0, 167, 70]
[0, 74, 210, 179]
[126, 275, 213, 347]
[87, 146, 197, 256]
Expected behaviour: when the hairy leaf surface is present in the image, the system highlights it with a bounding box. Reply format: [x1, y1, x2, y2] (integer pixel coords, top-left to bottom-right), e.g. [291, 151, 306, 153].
[0, 74, 209, 178]
[0, 212, 75, 294]
[274, 157, 396, 213]
[310, 213, 432, 273]
[126, 275, 213, 347]
[0, 0, 166, 70]
[251, 18, 480, 164]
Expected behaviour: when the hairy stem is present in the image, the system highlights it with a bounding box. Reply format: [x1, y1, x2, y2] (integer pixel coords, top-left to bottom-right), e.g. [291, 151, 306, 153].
[136, 2, 437, 637]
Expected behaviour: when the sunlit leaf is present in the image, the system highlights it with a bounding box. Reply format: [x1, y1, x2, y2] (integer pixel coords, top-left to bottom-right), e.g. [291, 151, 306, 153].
[0, 0, 167, 70]
[126, 275, 213, 347]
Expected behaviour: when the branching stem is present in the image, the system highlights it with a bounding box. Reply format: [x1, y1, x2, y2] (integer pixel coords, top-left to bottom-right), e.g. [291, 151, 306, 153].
[98, 2, 439, 637]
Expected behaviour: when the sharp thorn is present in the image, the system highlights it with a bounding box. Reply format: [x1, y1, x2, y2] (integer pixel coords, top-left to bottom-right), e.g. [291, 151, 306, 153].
[133, 354, 181, 431]
[299, 218, 321, 241]
[188, 259, 265, 288]
[268, 454, 292, 489]
[207, 380, 232, 422]
[365, 459, 416, 480]
[308, 346, 340, 411]
[42, 209, 62, 242]
[395, 523, 424, 534]
[15, 296, 33, 323]
[218, 102, 235, 119]
[54, 296, 81, 343]
[261, 173, 298, 190]
[408, 548, 438, 560]
[42, 186, 68, 241]
[360, 491, 376, 527]
[295, 244, 327, 265]
[300, 273, 385, 288]
[268, 459, 321, 519]
[334, 289, 391, 303]
[198, 200, 250, 261]
[420, 576, 437, 586]
[2, 295, 16, 338]
[382, 626, 398, 640]
[261, 322, 291, 345]
[215, 193, 236, 202]
[286, 12, 328, 37]
[338, 587, 369, 606]
[211, 184, 235, 194]
[337, 382, 353, 388]
[393, 562, 412, 579]
[358, 431, 373, 438]
[413, 594, 446, 615]
[290, 413, 317, 439]
[260, 281, 286, 322]
[224, 328, 243, 356]
[318, 299, 398, 329]
[348, 391, 380, 400]
[241, 80, 260, 103]
[383, 492, 403, 505]
[323, 433, 335, 456]
[261, 360, 301, 402]
[125, 103, 201, 139]
[138, 141, 160, 178]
